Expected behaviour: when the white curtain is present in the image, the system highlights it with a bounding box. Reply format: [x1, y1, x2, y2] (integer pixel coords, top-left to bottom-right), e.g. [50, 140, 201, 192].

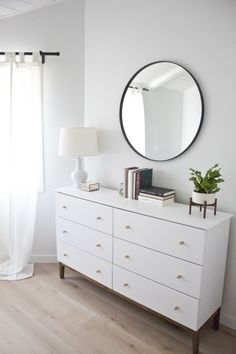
[0, 52, 43, 280]
[123, 87, 145, 155]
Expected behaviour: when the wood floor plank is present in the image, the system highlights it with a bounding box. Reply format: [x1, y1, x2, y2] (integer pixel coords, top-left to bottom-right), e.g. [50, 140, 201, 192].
[0, 300, 75, 354]
[0, 263, 235, 354]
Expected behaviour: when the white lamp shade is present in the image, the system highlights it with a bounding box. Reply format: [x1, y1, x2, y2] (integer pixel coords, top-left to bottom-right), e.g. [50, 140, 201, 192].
[58, 127, 99, 157]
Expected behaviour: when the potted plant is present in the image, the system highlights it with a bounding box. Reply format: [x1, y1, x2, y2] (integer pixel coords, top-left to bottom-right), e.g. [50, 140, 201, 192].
[189, 163, 224, 204]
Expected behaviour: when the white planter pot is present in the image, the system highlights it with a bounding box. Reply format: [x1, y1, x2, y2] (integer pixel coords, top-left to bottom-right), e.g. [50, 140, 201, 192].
[192, 191, 216, 205]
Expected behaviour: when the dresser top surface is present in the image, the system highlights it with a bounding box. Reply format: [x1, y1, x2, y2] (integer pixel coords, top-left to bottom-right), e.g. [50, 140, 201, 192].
[56, 187, 232, 230]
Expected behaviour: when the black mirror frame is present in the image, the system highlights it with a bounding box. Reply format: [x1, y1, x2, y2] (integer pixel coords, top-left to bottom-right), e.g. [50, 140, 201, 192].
[119, 60, 204, 161]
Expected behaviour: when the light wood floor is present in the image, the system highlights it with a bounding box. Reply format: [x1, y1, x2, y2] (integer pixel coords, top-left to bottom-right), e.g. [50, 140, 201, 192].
[0, 264, 235, 354]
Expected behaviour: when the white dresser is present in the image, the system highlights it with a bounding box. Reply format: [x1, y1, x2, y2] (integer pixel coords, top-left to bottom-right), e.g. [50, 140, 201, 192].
[55, 187, 232, 354]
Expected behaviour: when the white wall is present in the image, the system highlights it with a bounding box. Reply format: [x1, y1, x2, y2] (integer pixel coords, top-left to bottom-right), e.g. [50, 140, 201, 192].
[0, 0, 85, 262]
[143, 87, 183, 160]
[84, 0, 236, 329]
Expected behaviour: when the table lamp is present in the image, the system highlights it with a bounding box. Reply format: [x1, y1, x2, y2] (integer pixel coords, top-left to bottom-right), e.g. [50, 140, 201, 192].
[58, 127, 98, 188]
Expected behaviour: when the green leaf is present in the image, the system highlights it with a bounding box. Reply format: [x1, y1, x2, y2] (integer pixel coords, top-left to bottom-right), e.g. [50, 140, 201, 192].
[189, 164, 224, 194]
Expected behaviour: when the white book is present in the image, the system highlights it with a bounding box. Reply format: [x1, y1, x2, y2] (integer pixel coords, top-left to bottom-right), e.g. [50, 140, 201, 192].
[128, 168, 138, 199]
[138, 195, 174, 206]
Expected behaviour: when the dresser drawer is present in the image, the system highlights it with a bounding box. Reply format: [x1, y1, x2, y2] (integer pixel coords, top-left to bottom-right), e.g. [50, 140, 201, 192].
[57, 217, 112, 262]
[114, 209, 205, 264]
[113, 266, 199, 330]
[114, 238, 202, 298]
[56, 193, 112, 235]
[57, 240, 112, 288]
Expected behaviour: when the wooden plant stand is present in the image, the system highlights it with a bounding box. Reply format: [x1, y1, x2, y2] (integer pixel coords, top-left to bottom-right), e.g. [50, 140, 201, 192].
[189, 197, 217, 219]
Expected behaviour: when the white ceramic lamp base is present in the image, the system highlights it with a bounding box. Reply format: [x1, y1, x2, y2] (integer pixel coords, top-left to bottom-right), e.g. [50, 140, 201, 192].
[71, 157, 87, 188]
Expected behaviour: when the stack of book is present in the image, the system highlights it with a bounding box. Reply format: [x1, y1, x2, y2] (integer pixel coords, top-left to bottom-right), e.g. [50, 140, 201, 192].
[123, 167, 153, 199]
[138, 186, 175, 206]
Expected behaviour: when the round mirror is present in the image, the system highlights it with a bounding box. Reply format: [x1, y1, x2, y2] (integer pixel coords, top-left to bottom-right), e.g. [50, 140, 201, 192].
[120, 61, 204, 161]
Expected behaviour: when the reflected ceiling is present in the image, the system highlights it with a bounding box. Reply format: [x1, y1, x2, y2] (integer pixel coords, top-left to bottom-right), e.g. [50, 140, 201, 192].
[0, 0, 65, 18]
[132, 62, 195, 92]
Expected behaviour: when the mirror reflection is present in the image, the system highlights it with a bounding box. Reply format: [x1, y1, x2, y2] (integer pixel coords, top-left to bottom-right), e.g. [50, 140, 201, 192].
[120, 61, 203, 161]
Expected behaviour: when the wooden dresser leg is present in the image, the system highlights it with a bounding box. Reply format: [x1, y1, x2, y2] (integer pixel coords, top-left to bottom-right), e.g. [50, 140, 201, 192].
[213, 307, 221, 330]
[192, 329, 201, 354]
[59, 262, 65, 279]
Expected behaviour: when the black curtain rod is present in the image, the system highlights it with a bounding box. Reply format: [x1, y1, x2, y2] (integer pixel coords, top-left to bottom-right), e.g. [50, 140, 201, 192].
[0, 51, 60, 64]
[129, 85, 149, 92]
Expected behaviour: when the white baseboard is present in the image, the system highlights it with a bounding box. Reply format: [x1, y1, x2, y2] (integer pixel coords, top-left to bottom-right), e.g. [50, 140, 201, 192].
[30, 254, 57, 263]
[221, 312, 236, 331]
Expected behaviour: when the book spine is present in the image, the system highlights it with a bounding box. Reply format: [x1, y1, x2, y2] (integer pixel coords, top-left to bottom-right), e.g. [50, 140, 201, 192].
[138, 195, 174, 205]
[135, 170, 141, 200]
[139, 190, 165, 197]
[140, 168, 153, 188]
[139, 193, 175, 200]
[128, 170, 133, 199]
[123, 168, 129, 198]
[139, 190, 175, 197]
[124, 167, 138, 198]
[132, 170, 137, 199]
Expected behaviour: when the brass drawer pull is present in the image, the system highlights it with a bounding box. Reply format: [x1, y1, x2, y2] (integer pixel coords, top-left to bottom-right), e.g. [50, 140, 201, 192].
[176, 274, 183, 279]
[174, 306, 180, 311]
